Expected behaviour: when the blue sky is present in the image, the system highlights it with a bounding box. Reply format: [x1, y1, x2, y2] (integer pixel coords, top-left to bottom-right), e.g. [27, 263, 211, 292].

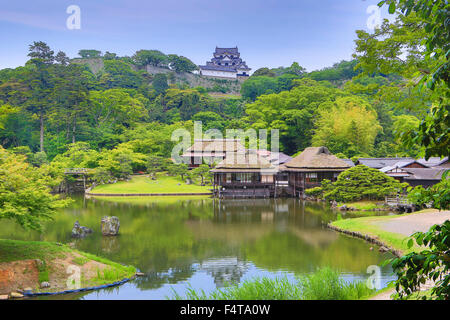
[0, 0, 393, 72]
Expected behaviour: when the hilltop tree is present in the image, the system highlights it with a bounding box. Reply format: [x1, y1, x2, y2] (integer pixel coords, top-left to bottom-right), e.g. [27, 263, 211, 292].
[78, 49, 102, 59]
[252, 68, 276, 77]
[55, 51, 70, 65]
[28, 41, 54, 65]
[132, 50, 168, 67]
[168, 54, 198, 73]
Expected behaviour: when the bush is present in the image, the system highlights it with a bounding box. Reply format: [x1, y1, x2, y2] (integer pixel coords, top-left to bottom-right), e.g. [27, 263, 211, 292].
[407, 175, 449, 210]
[305, 187, 323, 198]
[323, 165, 407, 202]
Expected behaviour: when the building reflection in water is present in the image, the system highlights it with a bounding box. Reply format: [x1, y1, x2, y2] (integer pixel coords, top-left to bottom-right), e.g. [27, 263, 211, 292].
[198, 257, 249, 287]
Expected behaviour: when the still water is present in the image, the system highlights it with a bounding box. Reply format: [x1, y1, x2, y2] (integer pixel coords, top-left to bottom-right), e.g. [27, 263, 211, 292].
[0, 196, 395, 299]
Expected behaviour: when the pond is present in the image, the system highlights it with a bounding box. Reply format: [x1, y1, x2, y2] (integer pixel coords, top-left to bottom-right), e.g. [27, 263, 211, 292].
[0, 196, 396, 299]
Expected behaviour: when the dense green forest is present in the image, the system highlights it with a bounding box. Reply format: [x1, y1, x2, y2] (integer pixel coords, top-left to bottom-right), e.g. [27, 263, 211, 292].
[0, 6, 447, 184]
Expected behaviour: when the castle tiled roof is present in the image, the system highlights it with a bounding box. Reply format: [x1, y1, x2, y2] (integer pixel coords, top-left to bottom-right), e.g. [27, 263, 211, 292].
[215, 47, 239, 55]
[200, 46, 251, 74]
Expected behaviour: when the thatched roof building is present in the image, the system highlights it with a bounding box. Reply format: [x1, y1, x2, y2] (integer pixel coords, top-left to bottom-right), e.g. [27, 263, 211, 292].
[211, 151, 277, 174]
[281, 147, 351, 172]
[183, 139, 245, 158]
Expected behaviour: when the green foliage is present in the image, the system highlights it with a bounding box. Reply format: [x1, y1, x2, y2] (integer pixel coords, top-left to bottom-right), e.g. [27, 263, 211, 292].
[0, 146, 70, 231]
[305, 187, 323, 198]
[146, 155, 171, 177]
[323, 165, 408, 202]
[312, 96, 382, 155]
[101, 60, 143, 88]
[308, 60, 360, 82]
[152, 73, 169, 94]
[355, 1, 449, 158]
[78, 50, 102, 59]
[241, 73, 300, 101]
[191, 164, 212, 185]
[132, 49, 168, 67]
[407, 174, 450, 210]
[389, 220, 450, 300]
[167, 163, 189, 180]
[168, 54, 198, 73]
[252, 67, 276, 77]
[244, 78, 340, 153]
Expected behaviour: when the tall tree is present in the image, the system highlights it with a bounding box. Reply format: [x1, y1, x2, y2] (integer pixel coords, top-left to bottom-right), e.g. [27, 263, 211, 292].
[355, 1, 449, 158]
[26, 42, 56, 151]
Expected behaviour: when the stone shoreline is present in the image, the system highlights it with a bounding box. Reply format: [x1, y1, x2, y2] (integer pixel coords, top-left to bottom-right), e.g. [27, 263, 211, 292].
[326, 223, 403, 257]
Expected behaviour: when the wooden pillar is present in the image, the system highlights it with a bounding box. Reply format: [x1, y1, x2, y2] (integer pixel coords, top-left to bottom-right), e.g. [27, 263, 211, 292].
[293, 172, 296, 198]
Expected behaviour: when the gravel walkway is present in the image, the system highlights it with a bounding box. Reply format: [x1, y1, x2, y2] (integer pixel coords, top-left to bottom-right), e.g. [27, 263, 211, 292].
[374, 210, 450, 236]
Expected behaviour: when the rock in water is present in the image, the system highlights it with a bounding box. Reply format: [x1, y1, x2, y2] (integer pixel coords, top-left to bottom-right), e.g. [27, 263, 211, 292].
[10, 292, 24, 298]
[71, 221, 93, 238]
[379, 246, 389, 253]
[101, 216, 120, 236]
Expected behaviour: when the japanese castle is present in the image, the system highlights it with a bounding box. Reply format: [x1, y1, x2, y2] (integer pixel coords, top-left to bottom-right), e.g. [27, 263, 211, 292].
[199, 47, 251, 79]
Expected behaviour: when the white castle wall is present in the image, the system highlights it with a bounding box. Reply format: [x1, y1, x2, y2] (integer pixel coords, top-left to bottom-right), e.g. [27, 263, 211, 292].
[200, 69, 237, 79]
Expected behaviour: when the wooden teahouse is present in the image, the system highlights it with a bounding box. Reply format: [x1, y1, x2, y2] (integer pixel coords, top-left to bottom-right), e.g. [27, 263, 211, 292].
[182, 139, 245, 168]
[280, 146, 351, 197]
[211, 151, 278, 198]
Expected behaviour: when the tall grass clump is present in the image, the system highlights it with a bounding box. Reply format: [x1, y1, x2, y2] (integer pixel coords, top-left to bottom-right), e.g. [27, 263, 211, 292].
[299, 267, 374, 300]
[172, 277, 302, 300]
[171, 267, 376, 300]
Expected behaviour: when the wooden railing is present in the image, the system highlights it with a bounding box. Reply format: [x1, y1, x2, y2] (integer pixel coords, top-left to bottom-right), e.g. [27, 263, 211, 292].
[385, 195, 409, 205]
[64, 168, 92, 175]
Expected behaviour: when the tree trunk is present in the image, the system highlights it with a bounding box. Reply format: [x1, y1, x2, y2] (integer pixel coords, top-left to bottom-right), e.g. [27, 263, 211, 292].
[72, 117, 77, 144]
[40, 112, 44, 152]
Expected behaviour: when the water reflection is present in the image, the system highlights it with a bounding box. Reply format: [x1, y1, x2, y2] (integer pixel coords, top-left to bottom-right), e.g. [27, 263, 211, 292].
[0, 196, 396, 299]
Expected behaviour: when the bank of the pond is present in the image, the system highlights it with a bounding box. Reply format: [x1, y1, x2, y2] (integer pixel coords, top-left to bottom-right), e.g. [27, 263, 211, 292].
[329, 209, 449, 300]
[329, 209, 448, 255]
[87, 175, 212, 196]
[0, 239, 136, 299]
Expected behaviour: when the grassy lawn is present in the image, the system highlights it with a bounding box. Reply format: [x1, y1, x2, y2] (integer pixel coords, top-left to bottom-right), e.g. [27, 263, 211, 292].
[0, 239, 136, 293]
[90, 175, 212, 195]
[331, 209, 437, 254]
[340, 200, 384, 211]
[0, 239, 70, 263]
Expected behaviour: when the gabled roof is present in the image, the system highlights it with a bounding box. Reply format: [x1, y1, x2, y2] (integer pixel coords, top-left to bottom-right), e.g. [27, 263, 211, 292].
[183, 139, 245, 156]
[417, 157, 449, 167]
[215, 47, 239, 55]
[356, 157, 415, 169]
[403, 168, 447, 181]
[211, 151, 277, 173]
[199, 65, 239, 72]
[341, 159, 355, 167]
[282, 147, 351, 171]
[247, 149, 293, 165]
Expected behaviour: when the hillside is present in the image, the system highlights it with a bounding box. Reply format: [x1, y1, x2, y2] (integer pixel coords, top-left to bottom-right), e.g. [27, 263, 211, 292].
[72, 58, 243, 94]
